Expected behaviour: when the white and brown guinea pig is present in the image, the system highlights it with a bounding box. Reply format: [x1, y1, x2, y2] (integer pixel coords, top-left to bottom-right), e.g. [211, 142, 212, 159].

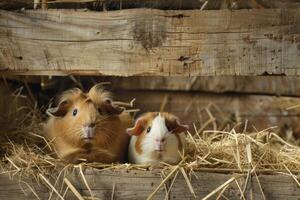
[126, 112, 188, 165]
[44, 84, 132, 164]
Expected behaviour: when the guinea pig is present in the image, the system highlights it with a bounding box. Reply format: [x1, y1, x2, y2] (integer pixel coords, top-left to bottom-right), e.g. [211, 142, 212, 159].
[44, 84, 132, 164]
[126, 112, 188, 165]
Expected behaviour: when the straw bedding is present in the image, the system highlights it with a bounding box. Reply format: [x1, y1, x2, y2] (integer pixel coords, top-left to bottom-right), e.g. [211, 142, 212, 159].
[0, 84, 300, 199]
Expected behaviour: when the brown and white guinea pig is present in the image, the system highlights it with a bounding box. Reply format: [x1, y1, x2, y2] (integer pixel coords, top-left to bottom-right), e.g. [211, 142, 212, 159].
[44, 84, 132, 164]
[126, 112, 188, 165]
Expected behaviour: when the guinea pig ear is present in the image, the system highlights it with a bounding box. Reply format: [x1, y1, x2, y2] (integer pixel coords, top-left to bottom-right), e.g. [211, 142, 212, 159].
[46, 100, 70, 118]
[126, 118, 145, 136]
[99, 99, 124, 115]
[165, 117, 189, 134]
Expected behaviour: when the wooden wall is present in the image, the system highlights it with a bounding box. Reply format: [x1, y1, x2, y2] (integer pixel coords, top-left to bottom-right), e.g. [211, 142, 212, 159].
[80, 76, 298, 139]
[114, 89, 300, 138]
[0, 8, 299, 76]
[3, 76, 300, 138]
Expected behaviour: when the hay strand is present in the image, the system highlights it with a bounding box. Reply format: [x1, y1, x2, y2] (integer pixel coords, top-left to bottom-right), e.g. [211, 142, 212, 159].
[146, 159, 186, 200]
[78, 164, 94, 198]
[39, 173, 65, 200]
[63, 178, 85, 200]
[179, 167, 196, 198]
[202, 175, 243, 200]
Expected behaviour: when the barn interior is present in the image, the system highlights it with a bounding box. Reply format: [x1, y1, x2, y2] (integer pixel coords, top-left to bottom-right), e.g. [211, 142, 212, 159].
[1, 0, 300, 199]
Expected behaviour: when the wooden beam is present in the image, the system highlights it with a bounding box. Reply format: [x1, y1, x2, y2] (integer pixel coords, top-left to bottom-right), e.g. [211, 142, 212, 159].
[0, 169, 299, 200]
[0, 0, 33, 10]
[1, 0, 300, 11]
[0, 8, 299, 76]
[101, 76, 300, 96]
[5, 76, 300, 96]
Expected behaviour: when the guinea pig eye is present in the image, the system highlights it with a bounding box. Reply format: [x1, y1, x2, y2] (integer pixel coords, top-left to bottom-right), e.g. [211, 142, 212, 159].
[72, 109, 78, 116]
[146, 126, 151, 133]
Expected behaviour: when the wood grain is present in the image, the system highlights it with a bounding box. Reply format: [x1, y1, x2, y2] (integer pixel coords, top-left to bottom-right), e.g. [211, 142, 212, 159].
[101, 76, 300, 96]
[1, 0, 300, 11]
[0, 8, 299, 76]
[0, 169, 299, 200]
[6, 76, 300, 96]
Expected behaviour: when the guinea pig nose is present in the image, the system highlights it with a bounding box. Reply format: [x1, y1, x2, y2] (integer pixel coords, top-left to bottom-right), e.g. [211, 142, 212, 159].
[155, 138, 165, 143]
[85, 123, 95, 128]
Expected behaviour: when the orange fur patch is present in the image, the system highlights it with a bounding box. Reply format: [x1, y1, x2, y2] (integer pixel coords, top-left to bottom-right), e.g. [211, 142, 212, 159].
[135, 133, 145, 155]
[134, 112, 158, 154]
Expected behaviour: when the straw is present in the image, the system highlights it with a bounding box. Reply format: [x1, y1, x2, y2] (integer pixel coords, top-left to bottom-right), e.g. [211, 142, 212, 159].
[64, 178, 85, 200]
[39, 173, 65, 200]
[202, 175, 244, 200]
[179, 167, 196, 198]
[147, 158, 186, 200]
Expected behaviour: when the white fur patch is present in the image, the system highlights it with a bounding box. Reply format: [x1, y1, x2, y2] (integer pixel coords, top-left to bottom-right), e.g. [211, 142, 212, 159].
[150, 114, 169, 140]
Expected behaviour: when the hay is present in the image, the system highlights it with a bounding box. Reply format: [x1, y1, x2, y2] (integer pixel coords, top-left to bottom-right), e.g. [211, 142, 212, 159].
[184, 128, 300, 171]
[1, 84, 300, 199]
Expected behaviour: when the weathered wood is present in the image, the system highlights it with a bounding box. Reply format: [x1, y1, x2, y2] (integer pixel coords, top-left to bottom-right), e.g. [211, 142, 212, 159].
[102, 76, 300, 96]
[0, 169, 299, 199]
[0, 0, 203, 10]
[0, 8, 299, 76]
[6, 76, 300, 96]
[114, 90, 300, 138]
[1, 0, 300, 10]
[42, 0, 48, 10]
[0, 0, 34, 10]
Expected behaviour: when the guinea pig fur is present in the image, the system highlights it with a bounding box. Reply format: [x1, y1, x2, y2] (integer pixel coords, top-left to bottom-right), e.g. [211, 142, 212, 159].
[44, 84, 132, 164]
[126, 112, 188, 165]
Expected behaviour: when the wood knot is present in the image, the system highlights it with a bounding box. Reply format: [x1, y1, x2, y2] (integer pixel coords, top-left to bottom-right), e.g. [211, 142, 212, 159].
[133, 17, 166, 52]
[178, 56, 195, 65]
[15, 56, 23, 60]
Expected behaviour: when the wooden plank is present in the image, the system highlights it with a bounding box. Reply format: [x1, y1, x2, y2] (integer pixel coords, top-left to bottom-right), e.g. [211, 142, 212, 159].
[6, 76, 300, 96]
[0, 0, 202, 10]
[0, 8, 299, 76]
[0, 169, 299, 199]
[0, 174, 49, 200]
[100, 76, 300, 96]
[113, 90, 300, 138]
[1, 0, 300, 11]
[0, 0, 34, 10]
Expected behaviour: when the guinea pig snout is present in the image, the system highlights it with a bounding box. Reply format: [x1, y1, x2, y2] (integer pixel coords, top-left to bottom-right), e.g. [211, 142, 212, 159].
[154, 138, 166, 151]
[82, 123, 96, 139]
